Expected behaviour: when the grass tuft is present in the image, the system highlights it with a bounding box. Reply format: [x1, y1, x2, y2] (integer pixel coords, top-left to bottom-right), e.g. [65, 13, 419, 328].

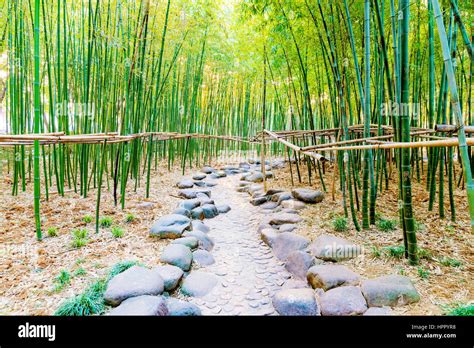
[53, 270, 71, 292]
[383, 245, 405, 258]
[99, 216, 113, 228]
[332, 216, 348, 232]
[439, 257, 462, 267]
[82, 215, 93, 224]
[376, 218, 397, 232]
[125, 213, 135, 223]
[47, 227, 58, 237]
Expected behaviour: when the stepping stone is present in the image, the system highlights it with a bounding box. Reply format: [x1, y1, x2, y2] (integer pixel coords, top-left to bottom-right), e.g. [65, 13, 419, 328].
[166, 298, 202, 316]
[192, 249, 215, 266]
[153, 265, 184, 291]
[285, 250, 316, 279]
[361, 275, 420, 307]
[191, 207, 205, 220]
[214, 170, 227, 178]
[281, 200, 306, 210]
[193, 173, 207, 180]
[216, 205, 231, 213]
[239, 162, 251, 169]
[136, 202, 154, 210]
[272, 288, 320, 316]
[201, 166, 215, 174]
[279, 224, 297, 232]
[272, 232, 310, 261]
[260, 228, 279, 248]
[268, 213, 303, 225]
[280, 208, 300, 215]
[307, 265, 360, 291]
[271, 191, 292, 203]
[173, 207, 191, 218]
[183, 230, 214, 251]
[107, 295, 168, 316]
[250, 196, 268, 206]
[178, 199, 201, 211]
[191, 220, 210, 233]
[193, 181, 206, 187]
[178, 189, 211, 199]
[150, 214, 191, 239]
[264, 172, 273, 178]
[104, 266, 164, 306]
[257, 223, 273, 233]
[309, 234, 362, 261]
[363, 307, 393, 316]
[177, 179, 194, 189]
[282, 279, 311, 290]
[292, 188, 324, 203]
[201, 204, 219, 219]
[244, 172, 264, 183]
[172, 236, 198, 249]
[160, 244, 193, 271]
[261, 201, 279, 210]
[181, 271, 219, 297]
[320, 286, 368, 316]
[205, 181, 218, 187]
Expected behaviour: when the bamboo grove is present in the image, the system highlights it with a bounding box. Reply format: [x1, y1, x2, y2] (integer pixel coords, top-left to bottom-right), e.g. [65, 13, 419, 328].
[0, 0, 472, 265]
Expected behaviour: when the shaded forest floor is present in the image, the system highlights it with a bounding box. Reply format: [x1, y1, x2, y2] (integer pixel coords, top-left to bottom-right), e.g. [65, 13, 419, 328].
[0, 157, 472, 315]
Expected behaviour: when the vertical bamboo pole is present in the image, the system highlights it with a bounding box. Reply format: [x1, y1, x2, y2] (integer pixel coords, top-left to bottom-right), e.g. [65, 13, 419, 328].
[262, 45, 267, 192]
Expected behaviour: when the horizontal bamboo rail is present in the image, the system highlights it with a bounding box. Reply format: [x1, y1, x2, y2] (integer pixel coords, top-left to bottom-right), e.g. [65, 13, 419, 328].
[435, 124, 474, 133]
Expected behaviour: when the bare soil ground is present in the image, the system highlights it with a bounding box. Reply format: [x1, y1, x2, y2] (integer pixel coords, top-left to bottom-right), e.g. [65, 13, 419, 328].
[0, 157, 472, 315]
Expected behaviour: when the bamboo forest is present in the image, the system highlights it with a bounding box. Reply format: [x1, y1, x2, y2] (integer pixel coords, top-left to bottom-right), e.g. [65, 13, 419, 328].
[0, 0, 472, 319]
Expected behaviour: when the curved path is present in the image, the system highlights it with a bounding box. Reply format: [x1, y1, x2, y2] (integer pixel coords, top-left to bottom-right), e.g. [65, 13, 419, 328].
[174, 174, 291, 315]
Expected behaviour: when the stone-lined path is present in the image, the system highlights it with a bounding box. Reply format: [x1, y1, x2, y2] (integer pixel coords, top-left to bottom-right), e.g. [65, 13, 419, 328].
[173, 173, 290, 315]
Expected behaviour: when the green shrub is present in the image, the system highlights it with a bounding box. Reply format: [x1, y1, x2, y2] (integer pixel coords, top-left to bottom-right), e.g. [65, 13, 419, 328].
[47, 227, 58, 237]
[417, 267, 430, 279]
[74, 268, 87, 276]
[376, 218, 397, 232]
[54, 270, 71, 291]
[71, 229, 88, 249]
[72, 228, 87, 239]
[111, 226, 124, 238]
[445, 303, 474, 316]
[439, 257, 462, 267]
[125, 213, 135, 223]
[371, 246, 381, 258]
[99, 216, 113, 228]
[417, 247, 433, 260]
[383, 245, 405, 258]
[82, 215, 93, 224]
[332, 216, 348, 232]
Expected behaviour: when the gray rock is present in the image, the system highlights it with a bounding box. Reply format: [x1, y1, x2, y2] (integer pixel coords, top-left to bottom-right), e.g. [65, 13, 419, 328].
[272, 232, 310, 261]
[183, 230, 214, 251]
[309, 234, 362, 261]
[257, 223, 273, 233]
[272, 288, 320, 316]
[260, 201, 279, 210]
[193, 181, 206, 187]
[178, 189, 211, 199]
[320, 286, 368, 316]
[181, 271, 219, 297]
[107, 295, 168, 316]
[250, 196, 268, 206]
[192, 249, 215, 266]
[217, 204, 231, 213]
[191, 220, 210, 233]
[160, 244, 193, 271]
[292, 188, 324, 203]
[285, 250, 316, 279]
[201, 166, 215, 174]
[214, 170, 227, 178]
[191, 207, 205, 220]
[150, 214, 192, 239]
[201, 204, 219, 219]
[245, 172, 264, 183]
[307, 265, 360, 291]
[279, 224, 297, 232]
[177, 179, 194, 189]
[205, 181, 218, 187]
[171, 236, 199, 249]
[166, 298, 202, 316]
[260, 228, 280, 248]
[136, 202, 154, 210]
[281, 200, 306, 210]
[271, 191, 293, 203]
[255, 164, 272, 172]
[363, 307, 393, 315]
[153, 265, 184, 291]
[193, 173, 207, 180]
[104, 266, 164, 306]
[361, 275, 420, 307]
[239, 162, 251, 169]
[179, 199, 201, 211]
[268, 213, 303, 225]
[264, 171, 273, 178]
[282, 279, 311, 290]
[173, 207, 191, 218]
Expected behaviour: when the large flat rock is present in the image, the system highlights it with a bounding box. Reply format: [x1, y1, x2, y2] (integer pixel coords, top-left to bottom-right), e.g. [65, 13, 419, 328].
[272, 288, 321, 316]
[307, 265, 360, 291]
[149, 214, 191, 239]
[267, 213, 303, 225]
[178, 189, 211, 199]
[183, 230, 214, 251]
[285, 250, 316, 279]
[181, 271, 219, 297]
[320, 286, 368, 316]
[160, 244, 193, 271]
[272, 232, 310, 261]
[104, 266, 164, 306]
[166, 298, 202, 316]
[309, 234, 362, 261]
[292, 188, 324, 203]
[192, 249, 215, 266]
[361, 275, 420, 307]
[107, 295, 168, 316]
[153, 265, 184, 291]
